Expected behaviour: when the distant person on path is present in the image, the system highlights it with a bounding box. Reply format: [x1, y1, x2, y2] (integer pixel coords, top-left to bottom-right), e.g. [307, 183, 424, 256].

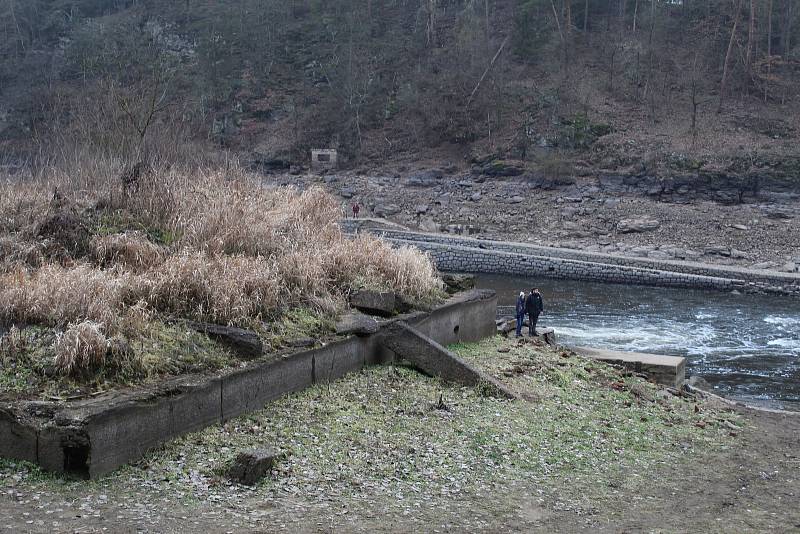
[352, 201, 360, 218]
[525, 287, 544, 336]
[515, 291, 526, 338]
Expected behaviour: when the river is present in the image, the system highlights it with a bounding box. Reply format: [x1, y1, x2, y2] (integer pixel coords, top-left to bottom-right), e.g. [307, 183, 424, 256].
[477, 274, 800, 410]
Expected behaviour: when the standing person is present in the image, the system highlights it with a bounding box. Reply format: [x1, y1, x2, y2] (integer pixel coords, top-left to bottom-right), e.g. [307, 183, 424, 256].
[352, 201, 360, 218]
[525, 287, 544, 336]
[514, 291, 526, 338]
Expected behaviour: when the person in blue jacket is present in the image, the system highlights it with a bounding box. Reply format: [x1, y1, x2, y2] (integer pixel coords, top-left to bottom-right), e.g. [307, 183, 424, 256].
[515, 291, 526, 337]
[525, 287, 544, 336]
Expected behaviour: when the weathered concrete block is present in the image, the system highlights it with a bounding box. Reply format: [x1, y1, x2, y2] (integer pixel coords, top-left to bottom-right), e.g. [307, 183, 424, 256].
[221, 353, 314, 421]
[0, 408, 38, 464]
[335, 312, 379, 336]
[574, 347, 686, 388]
[313, 337, 367, 383]
[349, 290, 396, 317]
[227, 448, 279, 486]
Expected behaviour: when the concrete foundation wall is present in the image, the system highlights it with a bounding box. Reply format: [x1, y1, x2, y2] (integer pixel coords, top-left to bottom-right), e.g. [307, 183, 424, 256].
[1, 290, 497, 479]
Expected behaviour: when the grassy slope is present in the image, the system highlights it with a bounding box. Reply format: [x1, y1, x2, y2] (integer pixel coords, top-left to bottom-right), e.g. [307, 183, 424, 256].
[0, 336, 743, 531]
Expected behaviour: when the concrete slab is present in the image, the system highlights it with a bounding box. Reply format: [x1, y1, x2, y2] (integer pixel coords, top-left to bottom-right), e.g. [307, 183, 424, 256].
[380, 322, 519, 399]
[574, 347, 686, 388]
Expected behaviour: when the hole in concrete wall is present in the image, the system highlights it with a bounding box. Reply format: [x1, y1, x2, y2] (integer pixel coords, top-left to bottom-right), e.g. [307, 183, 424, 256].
[63, 445, 90, 479]
[316, 153, 330, 162]
[453, 325, 460, 334]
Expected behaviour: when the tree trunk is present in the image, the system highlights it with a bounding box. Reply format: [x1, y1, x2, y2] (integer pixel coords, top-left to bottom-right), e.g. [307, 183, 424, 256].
[765, 0, 773, 101]
[584, 0, 590, 32]
[718, 0, 743, 113]
[565, 0, 572, 37]
[745, 0, 756, 78]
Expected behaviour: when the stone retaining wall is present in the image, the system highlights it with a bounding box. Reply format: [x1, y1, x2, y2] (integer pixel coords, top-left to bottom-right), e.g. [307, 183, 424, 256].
[0, 290, 497, 479]
[345, 225, 800, 295]
[392, 238, 745, 291]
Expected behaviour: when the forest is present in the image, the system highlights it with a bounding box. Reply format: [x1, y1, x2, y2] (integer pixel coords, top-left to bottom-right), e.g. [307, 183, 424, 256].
[1, 0, 798, 172]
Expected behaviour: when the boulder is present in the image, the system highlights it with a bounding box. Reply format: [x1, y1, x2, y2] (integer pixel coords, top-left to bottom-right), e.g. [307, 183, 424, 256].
[414, 204, 429, 215]
[185, 321, 262, 357]
[340, 187, 355, 199]
[227, 448, 279, 486]
[480, 160, 525, 177]
[418, 217, 440, 233]
[404, 170, 443, 187]
[349, 290, 397, 316]
[373, 203, 401, 217]
[335, 312, 379, 336]
[441, 273, 476, 294]
[616, 218, 660, 233]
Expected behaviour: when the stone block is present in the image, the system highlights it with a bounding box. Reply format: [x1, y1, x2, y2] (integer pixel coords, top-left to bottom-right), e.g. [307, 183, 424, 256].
[349, 290, 396, 316]
[227, 448, 279, 486]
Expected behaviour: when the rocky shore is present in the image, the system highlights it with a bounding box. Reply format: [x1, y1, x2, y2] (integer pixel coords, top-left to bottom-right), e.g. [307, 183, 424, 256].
[267, 167, 800, 274]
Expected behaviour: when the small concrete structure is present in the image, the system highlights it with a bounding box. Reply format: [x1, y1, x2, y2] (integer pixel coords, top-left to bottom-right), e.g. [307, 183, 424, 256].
[574, 347, 686, 388]
[311, 149, 337, 173]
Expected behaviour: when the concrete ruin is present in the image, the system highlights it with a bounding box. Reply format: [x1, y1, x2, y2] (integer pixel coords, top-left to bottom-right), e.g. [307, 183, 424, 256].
[310, 149, 337, 173]
[0, 290, 498, 479]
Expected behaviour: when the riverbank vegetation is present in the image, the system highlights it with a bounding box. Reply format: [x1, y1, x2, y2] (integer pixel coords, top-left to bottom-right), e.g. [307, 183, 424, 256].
[0, 163, 443, 398]
[0, 335, 758, 532]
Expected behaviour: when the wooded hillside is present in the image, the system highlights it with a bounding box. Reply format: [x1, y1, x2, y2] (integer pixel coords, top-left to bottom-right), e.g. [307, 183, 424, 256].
[1, 0, 798, 174]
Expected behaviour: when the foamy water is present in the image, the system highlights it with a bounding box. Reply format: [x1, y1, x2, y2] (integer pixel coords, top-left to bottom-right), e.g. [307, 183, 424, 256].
[480, 275, 800, 409]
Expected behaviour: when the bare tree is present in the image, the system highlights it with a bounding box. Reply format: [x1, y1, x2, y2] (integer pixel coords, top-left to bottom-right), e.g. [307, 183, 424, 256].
[718, 0, 743, 113]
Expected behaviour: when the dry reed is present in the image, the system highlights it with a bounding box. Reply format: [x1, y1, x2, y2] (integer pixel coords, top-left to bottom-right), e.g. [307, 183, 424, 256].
[54, 321, 110, 377]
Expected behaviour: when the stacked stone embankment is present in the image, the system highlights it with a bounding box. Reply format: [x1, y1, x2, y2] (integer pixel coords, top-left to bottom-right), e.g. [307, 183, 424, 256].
[343, 222, 800, 295]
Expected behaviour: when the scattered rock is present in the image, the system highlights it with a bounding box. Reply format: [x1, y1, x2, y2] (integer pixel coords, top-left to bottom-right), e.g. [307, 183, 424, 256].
[470, 192, 482, 202]
[508, 195, 525, 204]
[418, 217, 440, 233]
[414, 204, 429, 215]
[373, 203, 401, 217]
[227, 448, 280, 486]
[442, 273, 476, 294]
[731, 224, 749, 231]
[404, 169, 443, 187]
[185, 321, 263, 357]
[335, 312, 380, 336]
[616, 217, 661, 233]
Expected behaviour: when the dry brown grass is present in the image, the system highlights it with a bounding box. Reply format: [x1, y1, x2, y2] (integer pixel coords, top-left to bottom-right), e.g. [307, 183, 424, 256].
[0, 161, 443, 382]
[140, 252, 283, 325]
[90, 232, 164, 272]
[53, 321, 110, 377]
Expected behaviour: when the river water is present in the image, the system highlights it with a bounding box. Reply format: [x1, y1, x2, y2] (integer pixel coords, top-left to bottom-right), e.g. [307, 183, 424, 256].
[477, 274, 800, 410]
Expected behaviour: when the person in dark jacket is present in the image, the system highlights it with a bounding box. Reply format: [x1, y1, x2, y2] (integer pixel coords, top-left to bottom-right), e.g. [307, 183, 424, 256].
[525, 287, 544, 336]
[514, 291, 526, 337]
